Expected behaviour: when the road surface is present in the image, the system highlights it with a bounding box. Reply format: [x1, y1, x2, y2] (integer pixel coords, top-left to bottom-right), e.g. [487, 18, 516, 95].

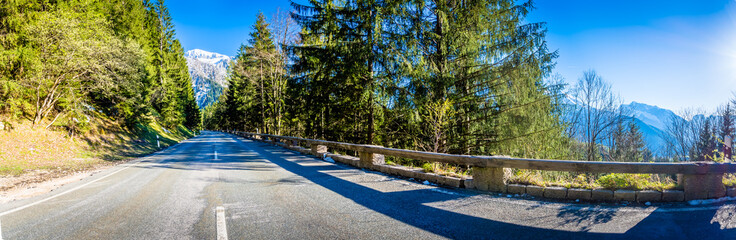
[1, 131, 735, 239]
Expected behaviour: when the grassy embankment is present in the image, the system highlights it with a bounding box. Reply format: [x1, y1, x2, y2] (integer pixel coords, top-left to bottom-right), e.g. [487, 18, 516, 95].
[0, 114, 194, 189]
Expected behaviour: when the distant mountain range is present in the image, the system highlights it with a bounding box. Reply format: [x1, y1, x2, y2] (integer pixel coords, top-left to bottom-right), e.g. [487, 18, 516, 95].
[184, 49, 232, 109]
[620, 101, 681, 155]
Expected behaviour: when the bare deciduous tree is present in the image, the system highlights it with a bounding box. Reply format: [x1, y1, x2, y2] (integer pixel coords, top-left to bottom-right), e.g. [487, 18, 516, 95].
[568, 70, 628, 161]
[267, 8, 299, 135]
[662, 108, 705, 161]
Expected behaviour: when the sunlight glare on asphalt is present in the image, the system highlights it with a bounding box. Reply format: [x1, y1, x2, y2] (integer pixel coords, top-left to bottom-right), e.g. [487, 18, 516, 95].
[712, 205, 736, 229]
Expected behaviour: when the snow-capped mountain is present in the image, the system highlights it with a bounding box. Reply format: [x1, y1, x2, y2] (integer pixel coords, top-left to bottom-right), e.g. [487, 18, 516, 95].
[620, 102, 683, 155]
[621, 101, 680, 131]
[564, 100, 682, 156]
[185, 49, 232, 109]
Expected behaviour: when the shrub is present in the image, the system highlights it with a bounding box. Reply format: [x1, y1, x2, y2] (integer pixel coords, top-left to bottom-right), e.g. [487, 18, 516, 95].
[421, 162, 434, 173]
[596, 173, 645, 190]
[594, 173, 679, 191]
[724, 174, 736, 187]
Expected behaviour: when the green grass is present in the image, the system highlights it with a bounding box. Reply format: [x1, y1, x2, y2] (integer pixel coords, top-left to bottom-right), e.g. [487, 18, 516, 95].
[724, 174, 736, 187]
[505, 169, 679, 191]
[384, 152, 681, 191]
[0, 116, 195, 177]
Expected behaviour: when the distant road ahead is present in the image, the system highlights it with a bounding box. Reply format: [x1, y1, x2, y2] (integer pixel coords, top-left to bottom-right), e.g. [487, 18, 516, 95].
[1, 131, 735, 239]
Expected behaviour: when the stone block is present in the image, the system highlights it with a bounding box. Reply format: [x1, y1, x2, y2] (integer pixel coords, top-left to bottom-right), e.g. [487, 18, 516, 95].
[472, 167, 509, 192]
[464, 179, 475, 189]
[375, 164, 388, 173]
[295, 147, 311, 155]
[592, 189, 614, 201]
[614, 190, 636, 201]
[310, 144, 328, 158]
[543, 187, 567, 199]
[636, 190, 662, 202]
[359, 151, 385, 169]
[440, 176, 462, 188]
[710, 188, 727, 199]
[384, 165, 399, 175]
[679, 173, 725, 200]
[526, 185, 544, 197]
[506, 184, 526, 195]
[414, 172, 429, 182]
[661, 190, 685, 202]
[426, 173, 443, 183]
[394, 168, 415, 179]
[567, 188, 592, 201]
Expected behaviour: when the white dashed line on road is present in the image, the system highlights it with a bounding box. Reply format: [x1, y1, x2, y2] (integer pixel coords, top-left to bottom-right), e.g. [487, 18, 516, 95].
[215, 150, 218, 160]
[216, 206, 228, 240]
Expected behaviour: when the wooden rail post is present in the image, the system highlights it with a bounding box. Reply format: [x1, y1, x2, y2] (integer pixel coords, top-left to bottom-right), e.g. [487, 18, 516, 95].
[472, 167, 509, 192]
[679, 173, 725, 200]
[311, 143, 328, 159]
[359, 147, 385, 170]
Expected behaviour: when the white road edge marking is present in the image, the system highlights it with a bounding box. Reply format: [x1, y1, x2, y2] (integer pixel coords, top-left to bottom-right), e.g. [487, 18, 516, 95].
[216, 206, 228, 240]
[0, 146, 176, 217]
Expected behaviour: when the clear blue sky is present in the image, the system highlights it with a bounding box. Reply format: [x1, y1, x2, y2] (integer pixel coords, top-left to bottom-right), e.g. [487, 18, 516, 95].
[168, 0, 736, 112]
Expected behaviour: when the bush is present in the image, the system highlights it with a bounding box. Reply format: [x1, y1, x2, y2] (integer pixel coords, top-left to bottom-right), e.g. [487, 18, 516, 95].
[421, 162, 434, 173]
[724, 174, 736, 187]
[596, 173, 648, 190]
[595, 173, 677, 191]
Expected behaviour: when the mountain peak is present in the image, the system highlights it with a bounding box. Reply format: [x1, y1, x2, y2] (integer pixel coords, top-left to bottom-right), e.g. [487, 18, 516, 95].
[185, 49, 230, 61]
[185, 49, 231, 109]
[621, 101, 680, 131]
[627, 101, 658, 109]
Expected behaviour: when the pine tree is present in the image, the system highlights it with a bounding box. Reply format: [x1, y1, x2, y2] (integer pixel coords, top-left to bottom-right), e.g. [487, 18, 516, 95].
[221, 14, 285, 134]
[720, 103, 734, 158]
[693, 119, 717, 161]
[285, 0, 567, 158]
[246, 12, 277, 134]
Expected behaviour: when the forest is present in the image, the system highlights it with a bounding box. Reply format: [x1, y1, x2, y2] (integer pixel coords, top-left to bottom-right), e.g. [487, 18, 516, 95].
[204, 0, 734, 161]
[205, 0, 569, 159]
[202, 0, 736, 189]
[1, 0, 734, 189]
[0, 0, 200, 133]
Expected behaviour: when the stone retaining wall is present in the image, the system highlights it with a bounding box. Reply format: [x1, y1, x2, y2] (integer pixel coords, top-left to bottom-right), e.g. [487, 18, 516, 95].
[245, 133, 736, 203]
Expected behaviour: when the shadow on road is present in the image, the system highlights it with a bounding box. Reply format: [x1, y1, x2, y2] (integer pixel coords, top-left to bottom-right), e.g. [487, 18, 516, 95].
[141, 132, 736, 239]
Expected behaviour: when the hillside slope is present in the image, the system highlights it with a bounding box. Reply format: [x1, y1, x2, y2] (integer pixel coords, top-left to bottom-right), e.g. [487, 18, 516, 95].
[0, 116, 193, 192]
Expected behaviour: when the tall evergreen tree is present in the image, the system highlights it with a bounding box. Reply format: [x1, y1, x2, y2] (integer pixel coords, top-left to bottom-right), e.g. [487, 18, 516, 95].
[693, 119, 717, 161]
[144, 0, 200, 128]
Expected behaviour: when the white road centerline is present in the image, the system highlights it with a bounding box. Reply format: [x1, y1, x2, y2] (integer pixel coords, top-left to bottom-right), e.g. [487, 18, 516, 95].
[216, 206, 228, 240]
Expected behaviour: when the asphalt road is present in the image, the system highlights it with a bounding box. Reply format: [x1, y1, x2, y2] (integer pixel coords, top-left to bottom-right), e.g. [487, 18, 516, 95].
[1, 131, 735, 239]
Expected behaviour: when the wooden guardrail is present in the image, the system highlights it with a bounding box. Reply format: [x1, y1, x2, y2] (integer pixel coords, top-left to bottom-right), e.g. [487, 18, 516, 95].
[224, 130, 736, 201]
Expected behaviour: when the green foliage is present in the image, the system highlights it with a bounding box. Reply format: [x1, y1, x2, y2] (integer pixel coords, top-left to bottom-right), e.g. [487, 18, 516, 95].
[507, 170, 678, 191]
[205, 13, 286, 135]
[204, 1, 571, 163]
[595, 173, 676, 191]
[0, 0, 200, 132]
[421, 162, 434, 173]
[724, 174, 736, 187]
[608, 121, 648, 162]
